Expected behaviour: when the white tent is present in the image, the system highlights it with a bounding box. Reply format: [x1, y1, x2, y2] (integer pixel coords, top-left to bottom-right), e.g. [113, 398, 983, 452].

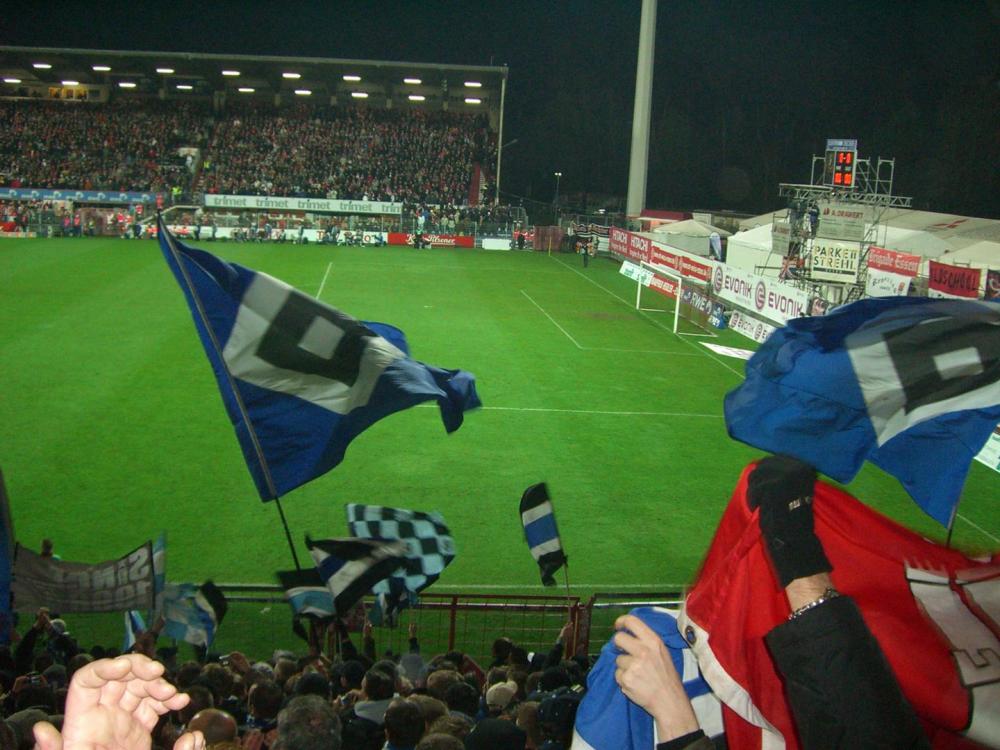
[645, 218, 732, 256]
[939, 239, 1000, 269]
[726, 224, 778, 275]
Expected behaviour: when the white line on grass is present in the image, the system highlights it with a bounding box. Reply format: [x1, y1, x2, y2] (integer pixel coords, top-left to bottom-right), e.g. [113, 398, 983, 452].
[432, 583, 688, 590]
[520, 289, 583, 349]
[416, 404, 721, 418]
[315, 261, 333, 299]
[956, 513, 1000, 543]
[550, 255, 745, 378]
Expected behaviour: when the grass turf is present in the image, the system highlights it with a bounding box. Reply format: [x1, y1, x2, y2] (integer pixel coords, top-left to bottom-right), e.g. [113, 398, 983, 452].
[1, 237, 997, 652]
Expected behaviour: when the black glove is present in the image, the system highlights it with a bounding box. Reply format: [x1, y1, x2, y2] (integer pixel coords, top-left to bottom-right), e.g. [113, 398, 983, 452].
[748, 455, 831, 588]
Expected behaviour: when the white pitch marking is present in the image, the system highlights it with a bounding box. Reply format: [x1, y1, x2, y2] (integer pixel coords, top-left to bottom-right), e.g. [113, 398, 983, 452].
[550, 256, 744, 378]
[520, 289, 583, 349]
[956, 513, 1000, 543]
[315, 261, 333, 300]
[415, 404, 721, 418]
[432, 583, 688, 590]
[583, 346, 700, 356]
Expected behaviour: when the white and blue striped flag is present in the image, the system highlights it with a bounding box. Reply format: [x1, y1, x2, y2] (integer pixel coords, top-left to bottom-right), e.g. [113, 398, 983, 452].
[307, 537, 408, 618]
[161, 581, 227, 648]
[277, 568, 335, 619]
[122, 609, 146, 653]
[157, 220, 481, 501]
[520, 483, 567, 586]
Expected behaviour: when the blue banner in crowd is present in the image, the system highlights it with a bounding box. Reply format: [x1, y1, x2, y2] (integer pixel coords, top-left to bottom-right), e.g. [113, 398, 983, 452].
[1, 187, 160, 204]
[724, 297, 1000, 525]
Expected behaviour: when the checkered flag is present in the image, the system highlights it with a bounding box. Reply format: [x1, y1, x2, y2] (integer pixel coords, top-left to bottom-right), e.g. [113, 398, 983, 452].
[345, 504, 456, 616]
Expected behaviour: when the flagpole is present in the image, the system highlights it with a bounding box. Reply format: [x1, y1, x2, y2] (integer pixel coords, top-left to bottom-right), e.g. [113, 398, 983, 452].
[158, 216, 302, 570]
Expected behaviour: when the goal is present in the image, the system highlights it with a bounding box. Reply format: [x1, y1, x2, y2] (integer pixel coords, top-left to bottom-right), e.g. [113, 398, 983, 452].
[621, 260, 717, 337]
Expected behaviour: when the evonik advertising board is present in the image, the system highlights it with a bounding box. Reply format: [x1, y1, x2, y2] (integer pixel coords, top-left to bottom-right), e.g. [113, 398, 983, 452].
[710, 265, 808, 325]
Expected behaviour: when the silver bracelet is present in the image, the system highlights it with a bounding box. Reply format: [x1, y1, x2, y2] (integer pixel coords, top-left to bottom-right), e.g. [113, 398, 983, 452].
[789, 587, 840, 620]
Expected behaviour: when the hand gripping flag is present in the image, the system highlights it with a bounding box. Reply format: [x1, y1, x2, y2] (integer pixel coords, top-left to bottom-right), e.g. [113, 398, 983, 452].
[161, 581, 228, 648]
[678, 463, 1000, 750]
[572, 607, 723, 750]
[724, 297, 1000, 524]
[520, 483, 566, 586]
[158, 219, 481, 500]
[306, 537, 408, 618]
[346, 504, 455, 617]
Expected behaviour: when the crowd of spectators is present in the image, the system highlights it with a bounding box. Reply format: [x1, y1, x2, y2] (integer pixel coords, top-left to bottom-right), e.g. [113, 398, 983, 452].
[0, 100, 209, 195]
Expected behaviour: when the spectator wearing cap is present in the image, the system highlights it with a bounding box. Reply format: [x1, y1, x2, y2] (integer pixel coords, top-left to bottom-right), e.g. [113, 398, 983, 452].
[383, 698, 425, 750]
[485, 680, 518, 717]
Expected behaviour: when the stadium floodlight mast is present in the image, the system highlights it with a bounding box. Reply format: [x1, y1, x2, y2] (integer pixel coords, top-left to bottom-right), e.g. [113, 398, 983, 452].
[554, 171, 563, 205]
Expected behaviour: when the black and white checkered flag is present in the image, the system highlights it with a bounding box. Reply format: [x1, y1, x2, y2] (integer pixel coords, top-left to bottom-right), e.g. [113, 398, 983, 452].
[345, 504, 456, 607]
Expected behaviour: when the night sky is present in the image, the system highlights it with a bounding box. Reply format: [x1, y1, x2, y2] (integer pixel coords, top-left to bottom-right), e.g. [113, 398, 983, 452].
[5, 1, 999, 217]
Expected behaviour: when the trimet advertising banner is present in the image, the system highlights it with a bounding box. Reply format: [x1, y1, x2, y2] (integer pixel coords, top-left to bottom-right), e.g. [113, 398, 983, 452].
[810, 240, 861, 282]
[205, 194, 403, 215]
[710, 265, 809, 324]
[817, 201, 868, 242]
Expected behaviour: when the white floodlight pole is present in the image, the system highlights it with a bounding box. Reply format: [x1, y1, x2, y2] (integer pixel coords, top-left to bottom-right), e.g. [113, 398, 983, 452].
[626, 0, 657, 218]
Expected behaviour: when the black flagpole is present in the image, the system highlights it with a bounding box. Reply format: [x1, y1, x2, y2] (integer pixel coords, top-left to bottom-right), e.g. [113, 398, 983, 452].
[159, 215, 301, 570]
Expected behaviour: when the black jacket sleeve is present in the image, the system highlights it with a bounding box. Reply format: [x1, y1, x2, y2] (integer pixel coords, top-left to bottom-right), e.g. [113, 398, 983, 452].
[765, 595, 930, 749]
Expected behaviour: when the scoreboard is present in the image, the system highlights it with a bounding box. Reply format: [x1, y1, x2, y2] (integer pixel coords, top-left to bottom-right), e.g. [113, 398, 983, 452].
[824, 138, 857, 188]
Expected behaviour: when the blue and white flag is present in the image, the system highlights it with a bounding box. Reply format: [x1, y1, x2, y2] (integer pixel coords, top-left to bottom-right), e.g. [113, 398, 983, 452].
[307, 537, 408, 618]
[520, 483, 566, 586]
[0, 470, 15, 645]
[573, 607, 722, 750]
[158, 220, 481, 500]
[276, 568, 335, 619]
[152, 532, 166, 612]
[346, 505, 456, 616]
[724, 297, 1000, 525]
[161, 581, 227, 648]
[123, 609, 146, 653]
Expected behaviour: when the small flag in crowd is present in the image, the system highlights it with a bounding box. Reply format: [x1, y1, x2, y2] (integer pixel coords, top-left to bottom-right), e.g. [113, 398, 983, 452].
[724, 297, 1000, 525]
[520, 483, 567, 586]
[158, 219, 481, 501]
[161, 580, 228, 648]
[306, 537, 409, 618]
[346, 504, 456, 616]
[276, 568, 335, 619]
[573, 607, 722, 750]
[152, 532, 166, 611]
[123, 609, 146, 653]
[0, 470, 15, 638]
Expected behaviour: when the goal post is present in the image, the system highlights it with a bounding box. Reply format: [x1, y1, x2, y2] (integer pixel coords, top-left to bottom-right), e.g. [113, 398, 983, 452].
[619, 259, 718, 337]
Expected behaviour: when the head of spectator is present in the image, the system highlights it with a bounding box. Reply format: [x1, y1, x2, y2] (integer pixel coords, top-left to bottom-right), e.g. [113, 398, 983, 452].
[6, 708, 50, 750]
[362, 667, 394, 703]
[516, 701, 543, 750]
[294, 671, 331, 700]
[14, 680, 55, 714]
[187, 708, 238, 749]
[200, 663, 235, 705]
[508, 646, 529, 668]
[485, 666, 508, 688]
[486, 680, 518, 716]
[178, 684, 214, 726]
[373, 657, 400, 689]
[538, 666, 571, 693]
[383, 698, 424, 750]
[176, 660, 203, 689]
[463, 717, 526, 750]
[41, 665, 67, 691]
[408, 694, 448, 733]
[276, 694, 341, 750]
[524, 672, 541, 698]
[273, 657, 298, 688]
[508, 668, 529, 700]
[444, 681, 478, 722]
[491, 637, 514, 667]
[536, 688, 581, 749]
[427, 714, 472, 741]
[247, 679, 282, 729]
[416, 733, 464, 750]
[65, 653, 92, 684]
[341, 660, 366, 692]
[425, 669, 460, 702]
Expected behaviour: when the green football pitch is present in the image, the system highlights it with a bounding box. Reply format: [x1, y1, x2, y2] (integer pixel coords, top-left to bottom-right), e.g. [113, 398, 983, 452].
[2, 237, 997, 605]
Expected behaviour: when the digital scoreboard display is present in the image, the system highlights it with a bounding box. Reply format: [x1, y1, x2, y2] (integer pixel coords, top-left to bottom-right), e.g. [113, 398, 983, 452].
[824, 138, 858, 188]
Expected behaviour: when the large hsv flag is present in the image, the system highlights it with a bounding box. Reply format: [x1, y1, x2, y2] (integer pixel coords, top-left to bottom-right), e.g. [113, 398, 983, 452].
[306, 537, 408, 618]
[724, 297, 1000, 524]
[276, 568, 335, 619]
[678, 464, 1000, 750]
[161, 581, 228, 648]
[520, 483, 566, 586]
[346, 504, 456, 612]
[158, 220, 481, 500]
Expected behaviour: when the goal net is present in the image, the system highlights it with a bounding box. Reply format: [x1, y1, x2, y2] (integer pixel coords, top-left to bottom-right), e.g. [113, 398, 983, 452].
[619, 260, 717, 337]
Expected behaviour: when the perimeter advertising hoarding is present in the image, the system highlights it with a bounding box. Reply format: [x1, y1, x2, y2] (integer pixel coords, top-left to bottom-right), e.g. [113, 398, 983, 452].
[928, 260, 982, 299]
[649, 244, 713, 283]
[387, 232, 474, 248]
[710, 265, 809, 325]
[867, 246, 921, 277]
[771, 221, 792, 256]
[817, 201, 868, 242]
[729, 311, 777, 343]
[205, 195, 403, 215]
[810, 240, 861, 282]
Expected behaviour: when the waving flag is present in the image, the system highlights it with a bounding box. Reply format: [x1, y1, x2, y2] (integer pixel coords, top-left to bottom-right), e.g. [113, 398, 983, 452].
[277, 569, 335, 619]
[306, 537, 408, 617]
[123, 610, 146, 653]
[158, 220, 481, 500]
[346, 504, 456, 617]
[724, 297, 1000, 524]
[161, 581, 227, 648]
[520, 483, 567, 585]
[678, 464, 1000, 749]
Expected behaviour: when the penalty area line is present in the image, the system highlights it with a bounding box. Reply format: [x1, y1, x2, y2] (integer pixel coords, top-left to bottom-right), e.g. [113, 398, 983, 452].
[956, 513, 1000, 544]
[315, 261, 333, 300]
[520, 289, 582, 349]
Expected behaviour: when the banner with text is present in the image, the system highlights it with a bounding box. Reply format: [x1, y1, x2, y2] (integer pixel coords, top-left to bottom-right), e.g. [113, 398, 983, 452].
[387, 232, 474, 248]
[810, 240, 861, 282]
[928, 260, 981, 299]
[728, 311, 777, 343]
[866, 268, 912, 298]
[12, 542, 154, 613]
[619, 261, 678, 298]
[817, 200, 868, 242]
[867, 246, 921, 277]
[649, 244, 713, 283]
[710, 265, 808, 324]
[771, 221, 792, 256]
[2, 187, 160, 204]
[205, 194, 403, 215]
[608, 227, 651, 264]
